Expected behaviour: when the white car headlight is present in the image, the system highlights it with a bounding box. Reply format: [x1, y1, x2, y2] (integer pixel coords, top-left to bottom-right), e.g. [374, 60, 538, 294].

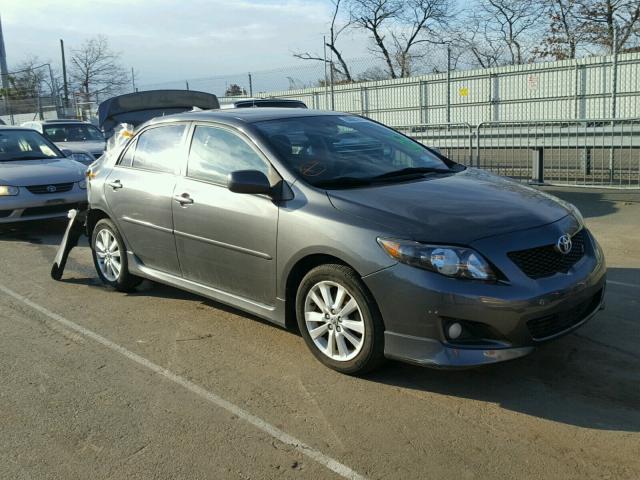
[69, 152, 94, 164]
[78, 179, 87, 189]
[0, 185, 19, 196]
[378, 238, 497, 281]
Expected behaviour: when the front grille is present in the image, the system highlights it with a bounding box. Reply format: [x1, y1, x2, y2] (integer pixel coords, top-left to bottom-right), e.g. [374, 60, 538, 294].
[508, 229, 587, 279]
[22, 202, 84, 217]
[26, 182, 74, 194]
[0, 209, 12, 218]
[527, 289, 603, 340]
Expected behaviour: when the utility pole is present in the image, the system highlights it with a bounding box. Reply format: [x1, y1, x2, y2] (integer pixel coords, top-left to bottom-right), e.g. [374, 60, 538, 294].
[248, 73, 253, 97]
[60, 39, 69, 108]
[185, 80, 190, 91]
[0, 15, 14, 124]
[131, 67, 136, 92]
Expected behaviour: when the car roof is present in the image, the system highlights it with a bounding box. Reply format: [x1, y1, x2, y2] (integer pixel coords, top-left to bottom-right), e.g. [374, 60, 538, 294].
[147, 108, 344, 127]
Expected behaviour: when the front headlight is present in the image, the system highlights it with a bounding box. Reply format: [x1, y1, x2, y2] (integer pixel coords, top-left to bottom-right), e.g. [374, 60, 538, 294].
[377, 238, 497, 281]
[0, 185, 19, 196]
[69, 152, 94, 164]
[78, 179, 87, 189]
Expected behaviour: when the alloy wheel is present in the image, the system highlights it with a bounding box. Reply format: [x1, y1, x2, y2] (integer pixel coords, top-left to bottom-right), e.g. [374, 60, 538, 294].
[303, 280, 365, 361]
[94, 228, 121, 282]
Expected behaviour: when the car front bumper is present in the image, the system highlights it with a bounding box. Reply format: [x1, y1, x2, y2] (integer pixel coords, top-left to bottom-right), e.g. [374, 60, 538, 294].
[363, 220, 607, 368]
[0, 186, 87, 224]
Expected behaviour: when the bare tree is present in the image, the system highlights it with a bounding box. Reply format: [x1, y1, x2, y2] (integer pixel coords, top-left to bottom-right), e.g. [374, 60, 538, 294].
[294, 0, 354, 82]
[578, 0, 640, 53]
[452, 14, 509, 68]
[534, 0, 587, 60]
[349, 0, 452, 78]
[475, 0, 540, 65]
[69, 35, 129, 103]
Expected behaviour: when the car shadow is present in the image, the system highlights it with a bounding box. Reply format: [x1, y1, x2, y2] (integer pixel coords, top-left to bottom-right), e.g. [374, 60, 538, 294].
[0, 219, 75, 246]
[365, 266, 640, 433]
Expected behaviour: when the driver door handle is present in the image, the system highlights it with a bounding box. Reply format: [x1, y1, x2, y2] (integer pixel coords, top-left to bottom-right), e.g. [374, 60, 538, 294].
[173, 193, 194, 205]
[108, 180, 123, 190]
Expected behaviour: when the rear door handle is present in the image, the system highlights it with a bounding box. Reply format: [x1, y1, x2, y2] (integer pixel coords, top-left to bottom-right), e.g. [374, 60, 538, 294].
[173, 193, 194, 205]
[108, 180, 123, 190]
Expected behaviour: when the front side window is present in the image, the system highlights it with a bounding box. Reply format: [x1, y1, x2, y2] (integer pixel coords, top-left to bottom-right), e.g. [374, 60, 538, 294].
[254, 115, 455, 188]
[187, 125, 270, 185]
[132, 124, 186, 173]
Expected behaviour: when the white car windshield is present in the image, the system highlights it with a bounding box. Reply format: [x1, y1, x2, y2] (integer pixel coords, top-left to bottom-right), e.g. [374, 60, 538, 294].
[0, 130, 61, 161]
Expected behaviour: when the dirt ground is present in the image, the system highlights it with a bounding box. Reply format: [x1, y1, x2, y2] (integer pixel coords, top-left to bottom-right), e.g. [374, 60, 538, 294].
[1, 186, 639, 480]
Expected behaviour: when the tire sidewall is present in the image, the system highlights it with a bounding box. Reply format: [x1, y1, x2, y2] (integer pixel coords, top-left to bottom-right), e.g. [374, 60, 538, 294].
[296, 264, 384, 374]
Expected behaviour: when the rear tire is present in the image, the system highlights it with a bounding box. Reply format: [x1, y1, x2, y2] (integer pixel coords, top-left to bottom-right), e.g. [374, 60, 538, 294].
[296, 264, 385, 375]
[91, 218, 141, 292]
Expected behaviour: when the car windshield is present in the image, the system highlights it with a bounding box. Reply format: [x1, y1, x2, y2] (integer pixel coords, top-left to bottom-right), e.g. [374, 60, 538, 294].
[254, 115, 456, 188]
[43, 124, 104, 142]
[0, 130, 61, 161]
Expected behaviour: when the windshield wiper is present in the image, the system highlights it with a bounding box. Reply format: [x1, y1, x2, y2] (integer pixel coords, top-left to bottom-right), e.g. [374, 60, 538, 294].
[314, 176, 373, 189]
[371, 166, 451, 180]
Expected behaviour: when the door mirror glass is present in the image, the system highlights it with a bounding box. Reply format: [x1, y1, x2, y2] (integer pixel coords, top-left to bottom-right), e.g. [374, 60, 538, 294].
[228, 170, 271, 195]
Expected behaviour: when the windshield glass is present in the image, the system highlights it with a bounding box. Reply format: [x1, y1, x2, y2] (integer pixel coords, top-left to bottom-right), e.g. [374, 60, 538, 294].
[43, 123, 104, 142]
[254, 115, 454, 188]
[0, 130, 61, 161]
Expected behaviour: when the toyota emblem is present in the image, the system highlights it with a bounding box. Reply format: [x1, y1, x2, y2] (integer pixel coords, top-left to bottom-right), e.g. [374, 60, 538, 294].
[556, 234, 573, 255]
[46, 185, 57, 193]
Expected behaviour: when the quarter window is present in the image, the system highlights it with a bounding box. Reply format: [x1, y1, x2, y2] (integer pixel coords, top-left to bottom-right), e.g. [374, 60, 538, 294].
[187, 125, 270, 185]
[131, 124, 186, 173]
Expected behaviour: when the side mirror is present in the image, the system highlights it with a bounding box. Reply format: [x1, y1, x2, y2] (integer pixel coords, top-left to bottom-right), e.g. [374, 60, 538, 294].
[228, 170, 272, 195]
[61, 148, 73, 157]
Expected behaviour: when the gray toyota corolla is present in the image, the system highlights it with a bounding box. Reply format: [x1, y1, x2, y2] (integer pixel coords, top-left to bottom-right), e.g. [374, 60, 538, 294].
[84, 108, 606, 374]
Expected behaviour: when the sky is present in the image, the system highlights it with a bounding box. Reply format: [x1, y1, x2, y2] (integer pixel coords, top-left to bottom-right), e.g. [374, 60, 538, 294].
[0, 0, 370, 88]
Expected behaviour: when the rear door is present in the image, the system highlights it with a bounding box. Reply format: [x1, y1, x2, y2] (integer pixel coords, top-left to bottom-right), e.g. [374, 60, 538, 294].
[104, 123, 188, 275]
[172, 123, 279, 305]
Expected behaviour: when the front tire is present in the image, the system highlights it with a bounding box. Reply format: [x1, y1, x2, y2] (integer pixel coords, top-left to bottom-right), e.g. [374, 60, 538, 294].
[296, 264, 385, 375]
[91, 218, 141, 292]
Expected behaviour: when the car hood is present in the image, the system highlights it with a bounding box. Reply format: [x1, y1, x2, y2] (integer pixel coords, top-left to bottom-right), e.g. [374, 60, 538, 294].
[56, 140, 106, 154]
[0, 158, 86, 186]
[327, 168, 573, 244]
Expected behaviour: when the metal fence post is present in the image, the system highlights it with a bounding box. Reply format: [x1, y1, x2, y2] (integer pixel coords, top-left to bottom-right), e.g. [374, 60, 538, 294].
[531, 148, 544, 184]
[446, 44, 451, 124]
[609, 25, 618, 182]
[475, 124, 482, 168]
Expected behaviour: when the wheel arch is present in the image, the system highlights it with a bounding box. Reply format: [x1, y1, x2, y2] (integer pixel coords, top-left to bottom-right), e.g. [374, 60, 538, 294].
[283, 253, 382, 331]
[86, 208, 112, 238]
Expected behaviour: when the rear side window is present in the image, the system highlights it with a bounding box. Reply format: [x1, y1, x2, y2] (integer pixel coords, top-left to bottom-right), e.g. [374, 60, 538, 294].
[131, 124, 186, 173]
[187, 125, 269, 185]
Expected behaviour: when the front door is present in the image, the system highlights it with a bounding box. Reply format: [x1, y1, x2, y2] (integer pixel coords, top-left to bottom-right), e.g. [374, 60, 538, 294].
[172, 124, 278, 305]
[104, 123, 188, 275]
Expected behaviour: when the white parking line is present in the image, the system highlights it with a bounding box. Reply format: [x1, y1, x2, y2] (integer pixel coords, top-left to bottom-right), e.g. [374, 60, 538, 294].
[0, 283, 366, 480]
[607, 280, 640, 289]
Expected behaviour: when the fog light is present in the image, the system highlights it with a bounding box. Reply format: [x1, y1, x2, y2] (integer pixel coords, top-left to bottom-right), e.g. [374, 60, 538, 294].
[448, 322, 463, 340]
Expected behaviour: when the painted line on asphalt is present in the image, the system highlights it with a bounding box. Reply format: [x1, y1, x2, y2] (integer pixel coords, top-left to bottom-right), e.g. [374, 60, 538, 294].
[0, 283, 366, 480]
[607, 280, 640, 289]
